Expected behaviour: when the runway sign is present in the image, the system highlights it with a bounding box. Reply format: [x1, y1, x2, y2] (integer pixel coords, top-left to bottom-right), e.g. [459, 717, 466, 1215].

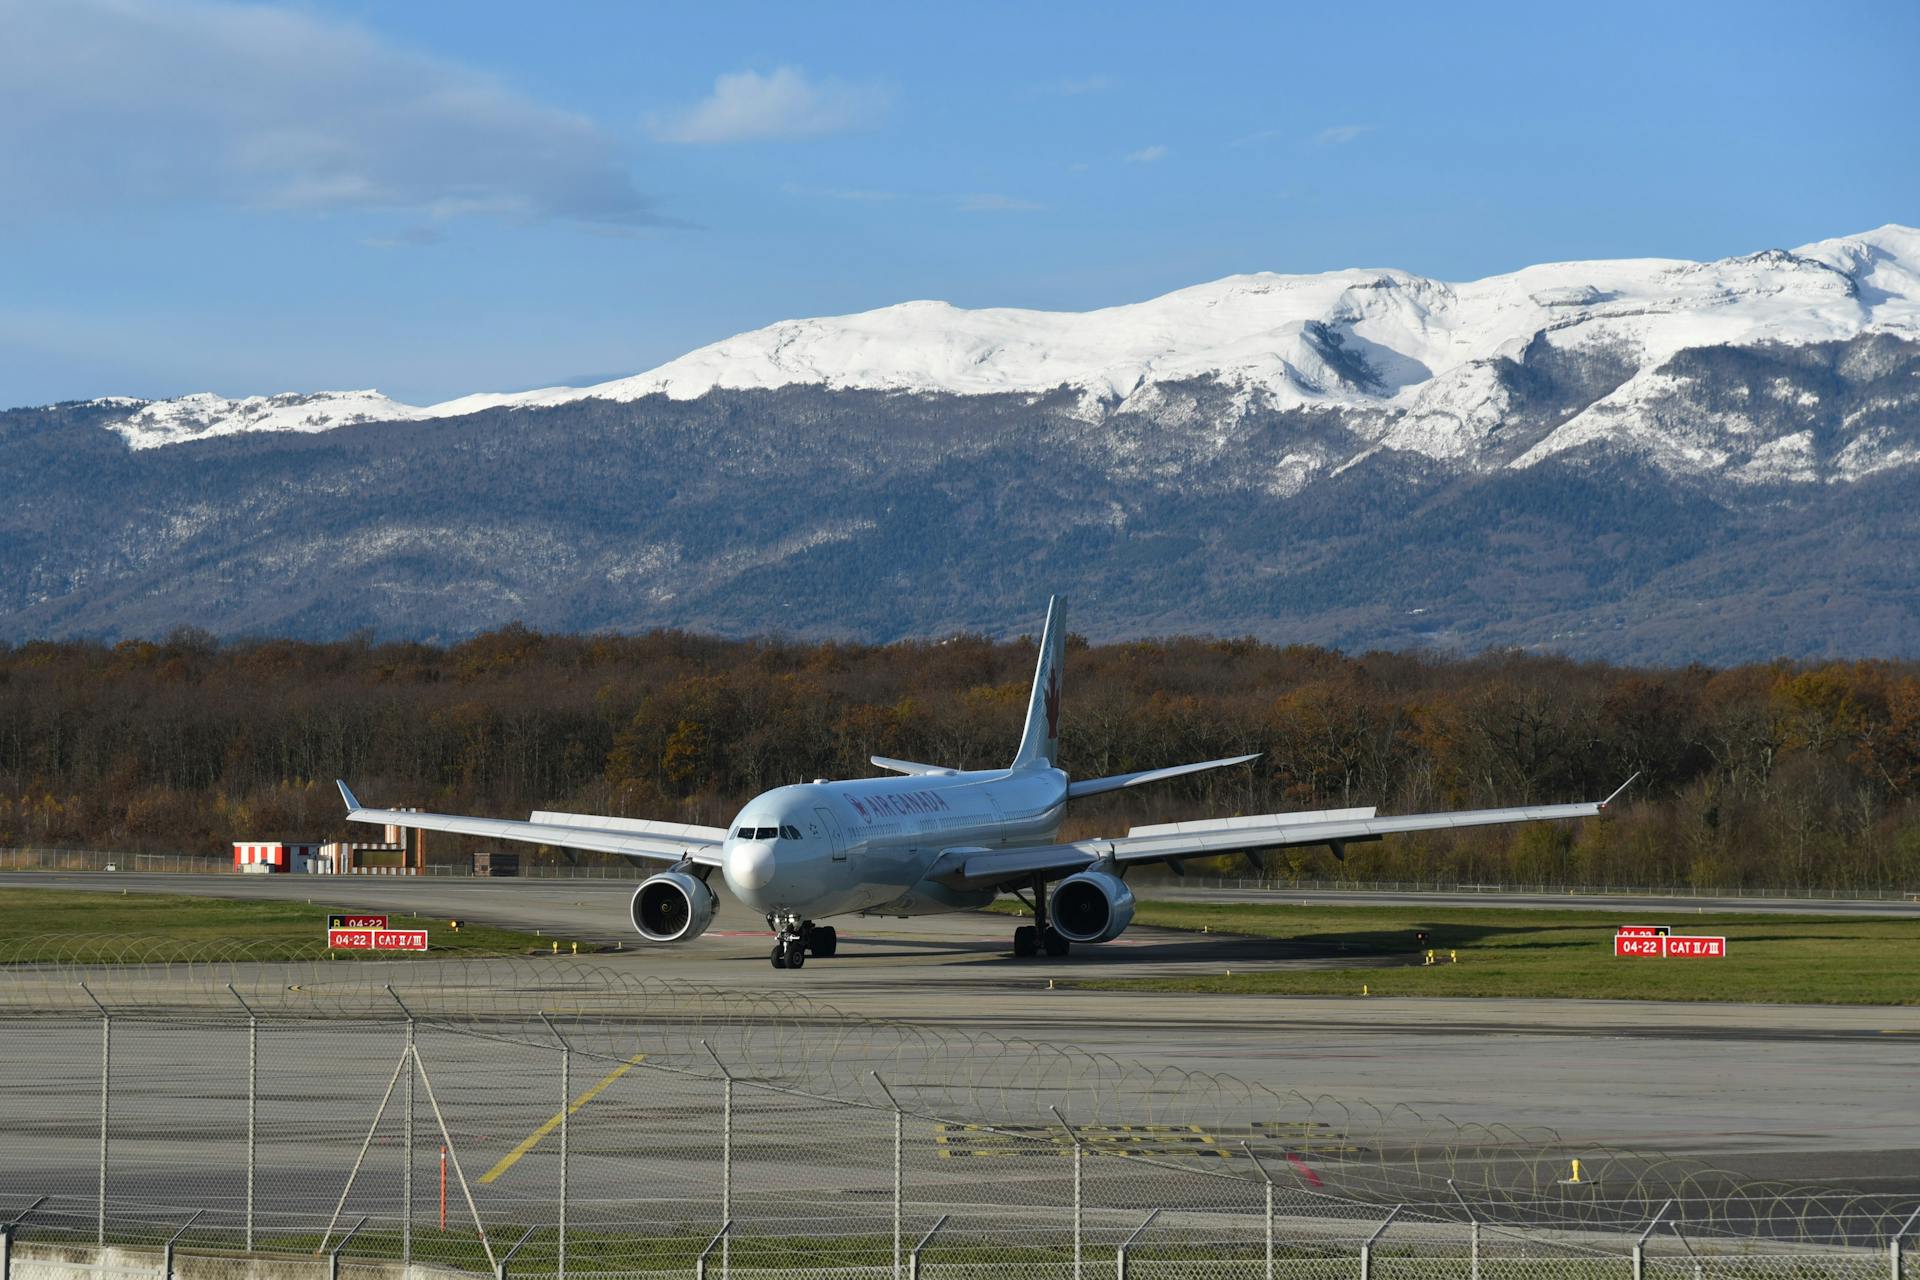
[328, 914, 389, 930]
[1615, 924, 1670, 937]
[1615, 932, 1725, 958]
[327, 927, 429, 951]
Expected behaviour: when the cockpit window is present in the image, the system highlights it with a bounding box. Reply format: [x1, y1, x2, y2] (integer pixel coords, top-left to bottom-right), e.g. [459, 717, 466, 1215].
[733, 828, 751, 839]
[755, 826, 779, 840]
[781, 825, 801, 840]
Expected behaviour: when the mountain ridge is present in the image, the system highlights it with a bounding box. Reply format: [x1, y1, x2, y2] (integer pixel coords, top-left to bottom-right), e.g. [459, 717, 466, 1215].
[73, 224, 1920, 473]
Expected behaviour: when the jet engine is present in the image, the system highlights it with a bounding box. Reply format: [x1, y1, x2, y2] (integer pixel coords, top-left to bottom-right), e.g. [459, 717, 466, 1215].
[630, 870, 718, 943]
[1048, 867, 1135, 944]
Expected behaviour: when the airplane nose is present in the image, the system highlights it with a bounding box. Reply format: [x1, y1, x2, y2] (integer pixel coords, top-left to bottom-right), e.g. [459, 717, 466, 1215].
[726, 841, 776, 893]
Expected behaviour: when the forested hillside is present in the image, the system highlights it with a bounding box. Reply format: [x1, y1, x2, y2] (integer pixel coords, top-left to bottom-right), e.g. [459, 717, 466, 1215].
[2, 626, 1916, 891]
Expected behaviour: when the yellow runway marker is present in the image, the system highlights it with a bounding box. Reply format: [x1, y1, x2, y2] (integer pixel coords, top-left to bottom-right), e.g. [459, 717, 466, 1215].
[479, 1054, 646, 1184]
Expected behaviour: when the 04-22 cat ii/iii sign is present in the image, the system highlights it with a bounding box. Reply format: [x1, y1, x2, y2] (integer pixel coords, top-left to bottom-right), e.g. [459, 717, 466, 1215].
[327, 927, 428, 951]
[1614, 925, 1726, 958]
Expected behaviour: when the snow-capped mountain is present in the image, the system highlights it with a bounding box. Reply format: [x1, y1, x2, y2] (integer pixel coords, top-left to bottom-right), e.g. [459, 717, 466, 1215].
[91, 224, 1920, 486]
[10, 225, 1920, 662]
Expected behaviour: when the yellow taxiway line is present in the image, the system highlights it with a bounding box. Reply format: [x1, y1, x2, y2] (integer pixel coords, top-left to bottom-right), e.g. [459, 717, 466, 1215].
[479, 1054, 646, 1184]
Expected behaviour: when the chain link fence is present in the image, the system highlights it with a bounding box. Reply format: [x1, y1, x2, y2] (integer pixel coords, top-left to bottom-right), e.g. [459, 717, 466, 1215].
[1, 952, 1914, 1280]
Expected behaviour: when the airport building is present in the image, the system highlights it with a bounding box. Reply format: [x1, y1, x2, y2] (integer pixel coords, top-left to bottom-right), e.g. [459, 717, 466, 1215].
[233, 819, 425, 874]
[230, 841, 321, 873]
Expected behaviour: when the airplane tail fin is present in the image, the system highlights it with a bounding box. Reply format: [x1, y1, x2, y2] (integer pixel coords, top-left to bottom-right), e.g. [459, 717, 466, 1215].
[1010, 595, 1065, 770]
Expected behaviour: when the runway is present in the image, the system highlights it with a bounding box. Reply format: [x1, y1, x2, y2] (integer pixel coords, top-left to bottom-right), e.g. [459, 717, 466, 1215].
[5, 869, 1917, 1195]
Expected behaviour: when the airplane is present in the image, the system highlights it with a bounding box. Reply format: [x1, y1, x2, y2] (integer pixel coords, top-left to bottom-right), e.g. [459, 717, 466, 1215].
[337, 597, 1632, 970]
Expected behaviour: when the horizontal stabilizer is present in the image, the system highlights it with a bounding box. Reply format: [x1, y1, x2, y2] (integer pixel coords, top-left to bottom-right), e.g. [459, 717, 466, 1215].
[870, 756, 957, 777]
[1067, 753, 1261, 799]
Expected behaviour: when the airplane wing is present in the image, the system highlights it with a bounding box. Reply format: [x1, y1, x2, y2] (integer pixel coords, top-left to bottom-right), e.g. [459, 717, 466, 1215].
[941, 777, 1636, 889]
[336, 781, 726, 867]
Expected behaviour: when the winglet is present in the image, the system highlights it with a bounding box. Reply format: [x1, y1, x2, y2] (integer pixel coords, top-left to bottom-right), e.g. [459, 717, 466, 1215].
[1600, 772, 1640, 808]
[336, 780, 362, 813]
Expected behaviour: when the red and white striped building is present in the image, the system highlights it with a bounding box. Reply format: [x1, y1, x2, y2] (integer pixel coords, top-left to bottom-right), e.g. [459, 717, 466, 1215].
[231, 841, 320, 873]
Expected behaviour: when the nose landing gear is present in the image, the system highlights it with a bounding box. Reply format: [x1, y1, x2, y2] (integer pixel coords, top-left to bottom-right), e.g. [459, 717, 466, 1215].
[768, 915, 838, 968]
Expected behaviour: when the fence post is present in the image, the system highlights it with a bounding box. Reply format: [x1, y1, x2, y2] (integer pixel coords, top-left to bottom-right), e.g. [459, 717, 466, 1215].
[703, 1044, 733, 1280]
[3, 1198, 48, 1280]
[1241, 1142, 1276, 1280]
[408, 1043, 496, 1273]
[494, 1225, 536, 1280]
[239, 992, 258, 1252]
[1115, 1208, 1159, 1280]
[1632, 1198, 1672, 1280]
[385, 988, 417, 1270]
[908, 1215, 948, 1280]
[694, 1222, 731, 1280]
[540, 1015, 573, 1280]
[328, 1216, 367, 1280]
[1448, 1179, 1479, 1280]
[871, 1073, 905, 1280]
[78, 984, 110, 1245]
[1051, 1108, 1083, 1280]
[161, 1210, 202, 1280]
[1359, 1205, 1401, 1280]
[1893, 1204, 1920, 1280]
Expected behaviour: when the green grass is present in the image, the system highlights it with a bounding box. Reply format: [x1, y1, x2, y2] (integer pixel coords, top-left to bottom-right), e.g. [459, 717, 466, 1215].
[222, 1226, 1175, 1272]
[0, 888, 577, 963]
[1016, 899, 1920, 1005]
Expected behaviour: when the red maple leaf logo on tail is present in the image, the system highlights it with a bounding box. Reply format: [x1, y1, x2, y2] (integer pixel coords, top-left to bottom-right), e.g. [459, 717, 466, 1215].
[1043, 667, 1061, 741]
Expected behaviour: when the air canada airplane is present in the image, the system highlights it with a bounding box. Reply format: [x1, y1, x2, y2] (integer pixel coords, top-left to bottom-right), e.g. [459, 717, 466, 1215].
[338, 598, 1630, 970]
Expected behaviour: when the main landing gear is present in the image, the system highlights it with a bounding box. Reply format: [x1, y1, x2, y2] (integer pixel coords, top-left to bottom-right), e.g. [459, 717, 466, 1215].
[769, 915, 838, 969]
[1011, 877, 1071, 959]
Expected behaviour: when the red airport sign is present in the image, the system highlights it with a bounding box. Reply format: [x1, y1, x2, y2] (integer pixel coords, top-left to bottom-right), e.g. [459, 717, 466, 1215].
[1614, 932, 1725, 958]
[329, 914, 389, 930]
[1615, 924, 1670, 937]
[327, 928, 429, 951]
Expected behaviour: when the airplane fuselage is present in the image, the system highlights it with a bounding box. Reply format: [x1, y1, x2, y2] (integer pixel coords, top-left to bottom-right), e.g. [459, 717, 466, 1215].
[718, 765, 1067, 921]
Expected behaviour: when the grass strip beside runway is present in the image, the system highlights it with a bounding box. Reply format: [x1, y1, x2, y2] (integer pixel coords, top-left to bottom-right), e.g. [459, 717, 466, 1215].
[0, 887, 573, 962]
[1055, 901, 1920, 1004]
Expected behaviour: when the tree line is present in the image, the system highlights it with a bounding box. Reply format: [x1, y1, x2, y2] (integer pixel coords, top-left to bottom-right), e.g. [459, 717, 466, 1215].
[1, 625, 1917, 891]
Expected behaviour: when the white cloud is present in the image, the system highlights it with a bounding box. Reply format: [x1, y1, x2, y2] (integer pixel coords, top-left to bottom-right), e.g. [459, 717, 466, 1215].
[782, 184, 899, 203]
[0, 0, 667, 228]
[1124, 145, 1170, 164]
[1046, 75, 1114, 96]
[1314, 124, 1377, 146]
[957, 194, 1047, 213]
[1228, 128, 1284, 149]
[361, 227, 446, 250]
[652, 67, 890, 143]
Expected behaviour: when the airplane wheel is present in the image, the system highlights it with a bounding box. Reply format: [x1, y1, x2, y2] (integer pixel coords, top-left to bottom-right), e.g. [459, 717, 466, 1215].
[1013, 926, 1038, 958]
[770, 944, 788, 970]
[810, 926, 837, 958]
[1042, 930, 1071, 958]
[786, 940, 805, 969]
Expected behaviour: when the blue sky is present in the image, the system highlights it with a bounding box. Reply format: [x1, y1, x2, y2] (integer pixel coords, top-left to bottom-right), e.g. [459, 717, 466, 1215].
[3, 0, 1916, 406]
